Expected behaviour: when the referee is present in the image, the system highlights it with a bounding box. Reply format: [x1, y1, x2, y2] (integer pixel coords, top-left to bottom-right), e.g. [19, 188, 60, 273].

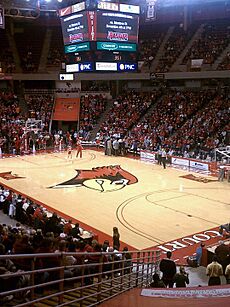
[161, 148, 167, 169]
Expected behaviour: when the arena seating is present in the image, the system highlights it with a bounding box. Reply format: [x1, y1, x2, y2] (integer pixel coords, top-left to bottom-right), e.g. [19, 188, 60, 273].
[47, 27, 65, 67]
[99, 91, 162, 138]
[156, 24, 198, 72]
[26, 94, 54, 130]
[138, 25, 169, 69]
[218, 52, 230, 70]
[14, 25, 46, 72]
[0, 31, 15, 73]
[169, 92, 230, 153]
[182, 20, 230, 65]
[79, 94, 107, 140]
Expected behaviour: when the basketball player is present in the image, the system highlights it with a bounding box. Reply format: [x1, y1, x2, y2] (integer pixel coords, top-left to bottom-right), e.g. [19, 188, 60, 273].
[76, 138, 83, 158]
[54, 133, 60, 152]
[0, 137, 5, 157]
[67, 145, 72, 159]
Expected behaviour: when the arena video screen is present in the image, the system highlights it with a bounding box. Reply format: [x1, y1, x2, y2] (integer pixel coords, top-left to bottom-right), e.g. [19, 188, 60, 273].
[60, 11, 88, 45]
[96, 11, 139, 43]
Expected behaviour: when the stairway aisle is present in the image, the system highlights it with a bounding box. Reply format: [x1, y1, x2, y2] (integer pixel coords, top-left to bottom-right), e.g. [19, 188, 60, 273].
[6, 20, 22, 73]
[38, 28, 53, 73]
[150, 26, 175, 72]
[212, 41, 230, 70]
[89, 99, 115, 141]
[170, 23, 205, 72]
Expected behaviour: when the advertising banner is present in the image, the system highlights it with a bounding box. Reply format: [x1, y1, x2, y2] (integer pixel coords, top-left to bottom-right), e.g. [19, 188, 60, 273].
[53, 97, 80, 121]
[64, 42, 90, 53]
[59, 1, 86, 17]
[141, 286, 230, 298]
[140, 150, 156, 162]
[190, 160, 209, 171]
[61, 12, 88, 45]
[97, 41, 136, 52]
[96, 11, 139, 43]
[97, 1, 119, 12]
[95, 62, 117, 71]
[118, 63, 137, 71]
[171, 157, 189, 167]
[87, 11, 97, 41]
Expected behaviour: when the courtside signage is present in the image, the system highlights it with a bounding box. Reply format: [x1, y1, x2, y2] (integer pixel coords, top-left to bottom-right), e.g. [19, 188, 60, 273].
[190, 161, 209, 171]
[140, 150, 156, 162]
[172, 158, 189, 167]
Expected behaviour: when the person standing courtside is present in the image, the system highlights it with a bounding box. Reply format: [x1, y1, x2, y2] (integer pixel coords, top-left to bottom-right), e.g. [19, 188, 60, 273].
[112, 139, 119, 156]
[206, 254, 223, 286]
[161, 148, 167, 169]
[218, 165, 225, 181]
[159, 251, 176, 288]
[106, 138, 112, 156]
[157, 147, 162, 165]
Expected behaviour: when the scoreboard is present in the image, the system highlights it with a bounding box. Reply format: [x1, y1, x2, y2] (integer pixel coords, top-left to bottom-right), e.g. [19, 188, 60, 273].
[95, 11, 139, 43]
[60, 11, 88, 45]
[59, 1, 140, 72]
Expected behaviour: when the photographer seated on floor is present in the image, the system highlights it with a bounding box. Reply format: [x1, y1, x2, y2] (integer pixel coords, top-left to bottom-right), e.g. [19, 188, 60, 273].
[219, 223, 230, 239]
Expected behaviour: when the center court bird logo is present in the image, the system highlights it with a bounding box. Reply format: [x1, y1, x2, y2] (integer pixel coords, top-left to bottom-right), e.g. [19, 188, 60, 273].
[50, 165, 138, 192]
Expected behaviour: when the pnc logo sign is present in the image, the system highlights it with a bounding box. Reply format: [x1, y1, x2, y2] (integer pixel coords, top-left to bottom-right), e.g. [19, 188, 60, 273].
[119, 63, 136, 71]
[79, 63, 92, 71]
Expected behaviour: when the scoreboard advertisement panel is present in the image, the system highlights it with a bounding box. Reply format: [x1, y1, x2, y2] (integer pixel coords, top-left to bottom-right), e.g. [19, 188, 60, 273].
[61, 10, 139, 46]
[61, 11, 89, 45]
[96, 11, 139, 43]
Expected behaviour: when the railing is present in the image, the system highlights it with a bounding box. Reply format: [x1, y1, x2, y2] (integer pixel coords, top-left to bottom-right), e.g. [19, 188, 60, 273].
[0, 249, 161, 306]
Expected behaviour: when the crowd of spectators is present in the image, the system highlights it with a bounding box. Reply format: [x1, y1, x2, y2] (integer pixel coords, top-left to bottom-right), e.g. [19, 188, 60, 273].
[138, 27, 167, 70]
[21, 48, 36, 72]
[218, 52, 230, 70]
[167, 91, 230, 155]
[99, 91, 162, 139]
[47, 28, 65, 67]
[26, 94, 53, 130]
[182, 22, 230, 66]
[1, 86, 229, 160]
[126, 90, 216, 157]
[79, 94, 107, 140]
[0, 27, 15, 74]
[0, 89, 26, 154]
[47, 48, 63, 67]
[0, 185, 132, 303]
[156, 25, 197, 72]
[0, 88, 110, 154]
[0, 48, 16, 73]
[95, 88, 229, 161]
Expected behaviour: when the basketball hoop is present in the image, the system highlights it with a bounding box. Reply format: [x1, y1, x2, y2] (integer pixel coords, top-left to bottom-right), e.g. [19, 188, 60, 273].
[22, 119, 43, 137]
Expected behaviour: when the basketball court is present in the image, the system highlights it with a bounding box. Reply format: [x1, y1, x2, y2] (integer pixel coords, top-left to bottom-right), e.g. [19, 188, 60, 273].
[0, 149, 229, 261]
